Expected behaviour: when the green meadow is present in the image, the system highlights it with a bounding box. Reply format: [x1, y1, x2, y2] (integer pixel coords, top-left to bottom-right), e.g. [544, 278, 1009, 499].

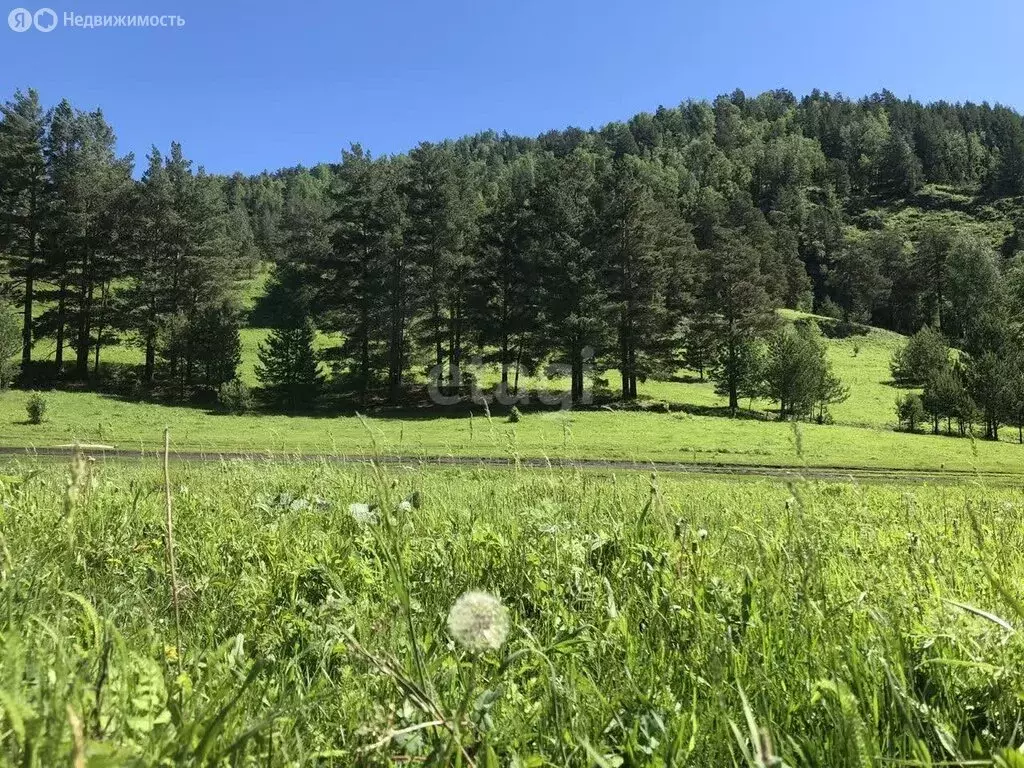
[2, 458, 1024, 765]
[2, 309, 1022, 476]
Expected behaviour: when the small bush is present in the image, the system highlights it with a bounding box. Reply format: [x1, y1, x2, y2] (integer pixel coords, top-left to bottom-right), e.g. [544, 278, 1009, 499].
[218, 379, 253, 415]
[26, 392, 47, 425]
[507, 406, 522, 423]
[891, 326, 950, 386]
[896, 393, 926, 432]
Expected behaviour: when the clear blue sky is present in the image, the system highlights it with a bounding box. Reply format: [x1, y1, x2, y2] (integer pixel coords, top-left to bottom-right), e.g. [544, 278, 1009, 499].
[2, 0, 1021, 175]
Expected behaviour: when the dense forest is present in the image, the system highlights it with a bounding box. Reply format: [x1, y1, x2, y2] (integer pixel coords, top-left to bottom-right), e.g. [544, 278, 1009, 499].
[2, 87, 1024, 431]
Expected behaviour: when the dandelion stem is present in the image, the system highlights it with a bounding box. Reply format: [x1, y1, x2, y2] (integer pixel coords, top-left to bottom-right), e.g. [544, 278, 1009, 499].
[163, 427, 183, 678]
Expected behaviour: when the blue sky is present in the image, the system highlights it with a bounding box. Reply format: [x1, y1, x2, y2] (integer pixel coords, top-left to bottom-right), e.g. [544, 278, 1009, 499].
[1, 0, 1021, 175]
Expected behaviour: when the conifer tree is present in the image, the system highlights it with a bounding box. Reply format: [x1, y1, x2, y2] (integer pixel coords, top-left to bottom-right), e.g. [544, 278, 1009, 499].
[256, 314, 324, 411]
[701, 240, 776, 413]
[0, 89, 47, 370]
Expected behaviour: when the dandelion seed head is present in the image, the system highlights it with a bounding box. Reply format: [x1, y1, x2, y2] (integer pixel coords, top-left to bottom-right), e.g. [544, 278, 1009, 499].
[446, 591, 509, 652]
[349, 502, 375, 525]
[397, 500, 413, 513]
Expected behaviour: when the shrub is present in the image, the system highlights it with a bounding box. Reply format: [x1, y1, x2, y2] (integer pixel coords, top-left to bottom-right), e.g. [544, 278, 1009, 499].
[218, 379, 253, 415]
[891, 326, 950, 386]
[26, 392, 47, 425]
[507, 406, 522, 423]
[896, 393, 925, 432]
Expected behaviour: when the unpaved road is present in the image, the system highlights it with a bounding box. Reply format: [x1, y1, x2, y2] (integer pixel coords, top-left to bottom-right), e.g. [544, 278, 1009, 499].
[0, 445, 1017, 485]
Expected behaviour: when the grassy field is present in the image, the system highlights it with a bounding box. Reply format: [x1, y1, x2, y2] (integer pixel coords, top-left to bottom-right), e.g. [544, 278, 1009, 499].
[1, 388, 1024, 473]
[1, 457, 1023, 765]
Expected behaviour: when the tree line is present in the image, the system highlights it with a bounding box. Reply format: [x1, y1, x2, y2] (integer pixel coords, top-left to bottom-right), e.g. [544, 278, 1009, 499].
[2, 86, 1024, 425]
[0, 89, 257, 398]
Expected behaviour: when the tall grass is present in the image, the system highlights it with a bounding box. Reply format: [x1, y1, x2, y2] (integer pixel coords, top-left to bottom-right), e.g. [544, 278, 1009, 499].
[0, 457, 1022, 765]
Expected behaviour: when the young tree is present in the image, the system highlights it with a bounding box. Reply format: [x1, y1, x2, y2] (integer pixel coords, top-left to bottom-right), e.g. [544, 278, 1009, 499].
[921, 366, 963, 435]
[896, 393, 926, 432]
[762, 321, 847, 421]
[256, 315, 325, 411]
[890, 326, 950, 386]
[681, 318, 716, 381]
[762, 327, 820, 419]
[813, 365, 849, 424]
[190, 301, 243, 391]
[913, 223, 954, 331]
[967, 351, 1009, 440]
[701, 240, 777, 413]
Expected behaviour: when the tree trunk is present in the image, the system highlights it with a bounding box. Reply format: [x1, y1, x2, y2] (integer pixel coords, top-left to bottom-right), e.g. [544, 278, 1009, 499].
[451, 302, 462, 388]
[55, 283, 67, 379]
[512, 342, 522, 397]
[388, 256, 405, 405]
[93, 282, 108, 377]
[75, 261, 93, 379]
[620, 330, 629, 400]
[433, 300, 443, 385]
[21, 260, 33, 370]
[145, 337, 156, 383]
[500, 333, 509, 390]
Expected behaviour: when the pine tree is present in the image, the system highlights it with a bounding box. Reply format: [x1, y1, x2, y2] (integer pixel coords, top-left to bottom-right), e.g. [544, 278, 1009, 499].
[600, 155, 694, 399]
[39, 103, 133, 379]
[256, 315, 325, 411]
[701, 239, 777, 413]
[403, 142, 481, 387]
[468, 155, 540, 396]
[325, 146, 406, 402]
[0, 89, 47, 371]
[967, 351, 1009, 441]
[122, 147, 173, 383]
[532, 149, 608, 404]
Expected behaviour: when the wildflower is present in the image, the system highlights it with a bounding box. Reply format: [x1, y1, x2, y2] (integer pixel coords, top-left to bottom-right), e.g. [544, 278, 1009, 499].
[397, 499, 413, 513]
[164, 644, 179, 662]
[349, 502, 375, 525]
[447, 591, 509, 652]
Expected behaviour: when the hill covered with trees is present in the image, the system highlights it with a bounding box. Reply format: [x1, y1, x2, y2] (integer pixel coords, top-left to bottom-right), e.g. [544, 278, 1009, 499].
[2, 87, 1024, 432]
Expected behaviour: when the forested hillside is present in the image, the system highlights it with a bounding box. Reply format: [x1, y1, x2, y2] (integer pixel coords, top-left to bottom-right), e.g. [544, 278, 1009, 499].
[2, 87, 1024, 426]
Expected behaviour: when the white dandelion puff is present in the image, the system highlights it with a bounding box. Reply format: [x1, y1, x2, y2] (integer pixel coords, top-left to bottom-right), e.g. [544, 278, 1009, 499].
[447, 591, 509, 652]
[397, 499, 413, 513]
[348, 502, 376, 525]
